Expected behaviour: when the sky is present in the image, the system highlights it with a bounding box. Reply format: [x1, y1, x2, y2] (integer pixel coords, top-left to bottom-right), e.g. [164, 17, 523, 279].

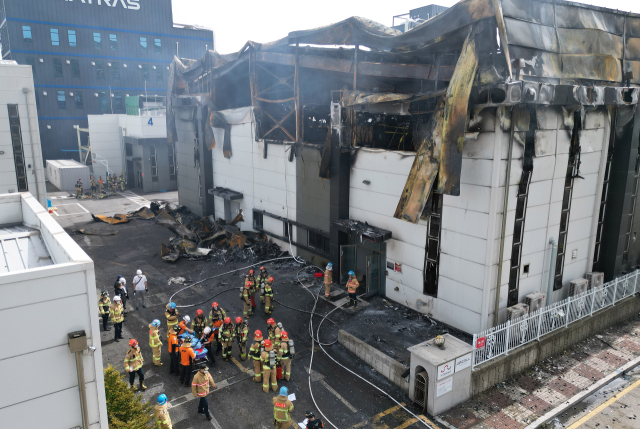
[172, 0, 640, 55]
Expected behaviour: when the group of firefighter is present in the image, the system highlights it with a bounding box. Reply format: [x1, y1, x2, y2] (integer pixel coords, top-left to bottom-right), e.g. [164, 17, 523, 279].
[97, 264, 357, 427]
[74, 172, 125, 198]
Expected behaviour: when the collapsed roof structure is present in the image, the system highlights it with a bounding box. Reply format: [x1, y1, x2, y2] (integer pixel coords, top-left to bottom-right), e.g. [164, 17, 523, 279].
[167, 0, 640, 333]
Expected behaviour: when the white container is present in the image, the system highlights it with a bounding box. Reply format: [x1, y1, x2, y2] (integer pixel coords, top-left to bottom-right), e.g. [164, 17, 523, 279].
[46, 160, 91, 191]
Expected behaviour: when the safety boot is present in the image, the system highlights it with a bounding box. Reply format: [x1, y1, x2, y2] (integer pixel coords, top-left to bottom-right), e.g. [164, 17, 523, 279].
[130, 384, 138, 391]
[139, 382, 147, 391]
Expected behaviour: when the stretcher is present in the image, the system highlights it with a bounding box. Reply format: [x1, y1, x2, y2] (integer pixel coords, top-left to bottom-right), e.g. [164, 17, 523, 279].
[178, 333, 208, 360]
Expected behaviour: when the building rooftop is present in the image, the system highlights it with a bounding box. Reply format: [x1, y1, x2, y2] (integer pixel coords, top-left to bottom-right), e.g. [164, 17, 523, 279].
[0, 226, 53, 273]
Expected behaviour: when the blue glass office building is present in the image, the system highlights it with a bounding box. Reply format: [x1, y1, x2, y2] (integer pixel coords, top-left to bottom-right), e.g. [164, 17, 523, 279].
[0, 0, 212, 162]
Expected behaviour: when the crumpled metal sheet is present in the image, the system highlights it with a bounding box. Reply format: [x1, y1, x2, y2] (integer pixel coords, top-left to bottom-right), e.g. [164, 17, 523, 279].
[131, 207, 156, 220]
[437, 28, 478, 196]
[341, 91, 413, 107]
[76, 229, 119, 236]
[161, 243, 180, 262]
[92, 214, 129, 224]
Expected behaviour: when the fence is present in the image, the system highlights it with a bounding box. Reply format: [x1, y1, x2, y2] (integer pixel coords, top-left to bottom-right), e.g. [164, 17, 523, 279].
[472, 270, 640, 369]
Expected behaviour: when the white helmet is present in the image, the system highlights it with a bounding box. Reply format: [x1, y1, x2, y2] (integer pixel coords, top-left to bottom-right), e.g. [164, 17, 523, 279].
[136, 269, 142, 275]
[204, 327, 211, 335]
[114, 295, 121, 301]
[183, 315, 190, 323]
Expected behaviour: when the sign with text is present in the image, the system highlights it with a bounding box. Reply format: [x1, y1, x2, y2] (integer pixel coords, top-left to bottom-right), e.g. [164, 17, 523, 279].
[62, 0, 140, 11]
[394, 262, 402, 273]
[455, 353, 472, 372]
[437, 360, 455, 380]
[436, 377, 453, 397]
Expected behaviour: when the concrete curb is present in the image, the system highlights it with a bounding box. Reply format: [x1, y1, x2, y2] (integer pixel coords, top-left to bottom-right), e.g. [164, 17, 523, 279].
[524, 353, 640, 428]
[435, 416, 458, 429]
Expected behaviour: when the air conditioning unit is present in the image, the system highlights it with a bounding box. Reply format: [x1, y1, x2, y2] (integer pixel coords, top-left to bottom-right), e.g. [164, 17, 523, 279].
[569, 278, 589, 296]
[525, 293, 545, 313]
[586, 272, 604, 290]
[506, 303, 529, 321]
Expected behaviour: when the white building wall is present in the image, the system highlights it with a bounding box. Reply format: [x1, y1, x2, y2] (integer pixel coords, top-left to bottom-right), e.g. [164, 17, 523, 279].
[88, 115, 122, 180]
[0, 193, 107, 429]
[0, 63, 47, 207]
[211, 117, 298, 253]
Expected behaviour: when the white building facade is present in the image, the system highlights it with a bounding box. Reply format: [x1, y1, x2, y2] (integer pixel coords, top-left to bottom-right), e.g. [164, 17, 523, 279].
[0, 192, 108, 429]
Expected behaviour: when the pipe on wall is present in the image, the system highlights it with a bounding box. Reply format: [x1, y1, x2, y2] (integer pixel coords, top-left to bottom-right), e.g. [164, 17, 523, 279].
[493, 108, 516, 327]
[546, 238, 558, 306]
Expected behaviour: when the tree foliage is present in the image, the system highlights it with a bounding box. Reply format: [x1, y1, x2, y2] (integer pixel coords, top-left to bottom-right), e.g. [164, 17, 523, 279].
[104, 365, 153, 428]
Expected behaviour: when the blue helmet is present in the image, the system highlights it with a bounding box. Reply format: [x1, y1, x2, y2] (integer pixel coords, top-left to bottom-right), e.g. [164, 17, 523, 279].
[151, 319, 161, 327]
[327, 263, 333, 270]
[348, 271, 355, 276]
[157, 394, 167, 405]
[279, 386, 289, 396]
[168, 302, 177, 310]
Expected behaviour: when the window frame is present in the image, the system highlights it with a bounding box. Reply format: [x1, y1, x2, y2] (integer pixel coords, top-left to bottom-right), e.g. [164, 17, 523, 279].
[141, 64, 150, 82]
[8, 105, 29, 192]
[70, 59, 80, 79]
[99, 91, 108, 112]
[109, 34, 118, 51]
[254, 212, 264, 229]
[113, 92, 123, 112]
[156, 68, 163, 83]
[22, 26, 32, 44]
[93, 32, 102, 50]
[111, 62, 121, 81]
[74, 92, 84, 110]
[56, 90, 66, 110]
[50, 28, 60, 46]
[26, 56, 36, 77]
[68, 29, 77, 48]
[96, 61, 105, 80]
[53, 58, 63, 78]
[150, 144, 158, 182]
[140, 37, 148, 53]
[154, 38, 162, 54]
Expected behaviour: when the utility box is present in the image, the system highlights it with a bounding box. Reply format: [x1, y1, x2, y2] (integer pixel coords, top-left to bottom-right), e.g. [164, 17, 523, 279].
[569, 278, 589, 296]
[68, 330, 87, 353]
[525, 292, 546, 313]
[506, 302, 529, 320]
[586, 272, 604, 290]
[46, 160, 90, 192]
[407, 334, 474, 416]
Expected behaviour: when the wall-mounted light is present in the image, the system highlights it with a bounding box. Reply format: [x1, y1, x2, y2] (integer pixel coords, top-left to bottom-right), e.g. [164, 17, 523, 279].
[166, 66, 169, 70]
[94, 93, 99, 97]
[66, 60, 71, 65]
[111, 93, 115, 98]
[39, 58, 44, 63]
[69, 92, 74, 96]
[107, 63, 112, 67]
[138, 65, 142, 69]
[152, 65, 157, 70]
[43, 91, 48, 96]
[125, 94, 130, 97]
[47, 125, 52, 129]
[91, 62, 96, 66]
[123, 64, 128, 68]
[73, 125, 79, 129]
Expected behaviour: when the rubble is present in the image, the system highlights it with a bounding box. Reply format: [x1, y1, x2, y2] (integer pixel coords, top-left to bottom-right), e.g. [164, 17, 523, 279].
[91, 214, 129, 224]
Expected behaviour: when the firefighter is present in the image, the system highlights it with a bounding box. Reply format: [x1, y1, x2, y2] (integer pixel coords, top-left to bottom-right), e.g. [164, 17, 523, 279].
[242, 281, 252, 318]
[75, 179, 83, 199]
[304, 411, 324, 429]
[119, 171, 125, 191]
[191, 362, 216, 421]
[109, 295, 124, 342]
[247, 269, 257, 313]
[264, 277, 275, 314]
[90, 175, 96, 197]
[179, 337, 196, 387]
[208, 302, 226, 327]
[345, 271, 359, 308]
[154, 394, 172, 429]
[149, 319, 163, 366]
[267, 318, 277, 348]
[261, 339, 278, 393]
[272, 386, 294, 428]
[124, 339, 146, 391]
[257, 266, 269, 308]
[324, 263, 333, 298]
[98, 291, 111, 331]
[218, 317, 235, 362]
[98, 176, 104, 192]
[202, 326, 216, 367]
[249, 330, 264, 382]
[168, 325, 180, 375]
[178, 315, 194, 336]
[234, 316, 249, 361]
[192, 309, 207, 339]
[278, 331, 293, 381]
[165, 302, 179, 339]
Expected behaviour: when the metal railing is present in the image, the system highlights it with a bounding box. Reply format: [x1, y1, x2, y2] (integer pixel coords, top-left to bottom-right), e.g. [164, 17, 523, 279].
[472, 270, 640, 369]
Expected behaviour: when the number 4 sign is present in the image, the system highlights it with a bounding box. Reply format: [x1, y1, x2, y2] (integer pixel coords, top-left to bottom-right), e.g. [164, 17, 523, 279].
[148, 118, 153, 125]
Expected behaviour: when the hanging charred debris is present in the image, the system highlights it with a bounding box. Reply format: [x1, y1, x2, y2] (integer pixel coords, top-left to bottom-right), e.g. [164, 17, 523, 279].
[168, 0, 640, 225]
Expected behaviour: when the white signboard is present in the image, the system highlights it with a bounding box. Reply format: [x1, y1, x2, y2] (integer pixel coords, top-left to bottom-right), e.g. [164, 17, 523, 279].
[437, 360, 455, 380]
[455, 353, 472, 372]
[436, 377, 453, 397]
[62, 0, 141, 11]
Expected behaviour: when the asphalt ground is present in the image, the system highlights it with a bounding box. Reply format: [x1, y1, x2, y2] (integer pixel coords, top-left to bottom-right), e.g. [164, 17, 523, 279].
[51, 188, 440, 429]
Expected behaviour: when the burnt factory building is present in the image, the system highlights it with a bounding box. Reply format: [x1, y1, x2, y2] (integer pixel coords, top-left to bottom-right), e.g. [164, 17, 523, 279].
[0, 0, 212, 162]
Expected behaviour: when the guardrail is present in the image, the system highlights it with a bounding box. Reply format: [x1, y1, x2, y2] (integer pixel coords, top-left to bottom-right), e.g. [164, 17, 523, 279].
[472, 270, 640, 369]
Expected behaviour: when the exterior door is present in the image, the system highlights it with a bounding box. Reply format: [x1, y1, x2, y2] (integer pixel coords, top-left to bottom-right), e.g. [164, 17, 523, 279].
[340, 245, 356, 284]
[366, 253, 380, 297]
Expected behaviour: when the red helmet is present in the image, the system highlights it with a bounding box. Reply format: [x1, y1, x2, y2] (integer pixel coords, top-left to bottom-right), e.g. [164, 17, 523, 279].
[281, 331, 289, 340]
[254, 330, 263, 341]
[235, 316, 243, 324]
[267, 318, 275, 325]
[129, 339, 138, 347]
[224, 317, 231, 324]
[249, 270, 254, 275]
[196, 309, 203, 316]
[263, 339, 272, 348]
[212, 302, 218, 308]
[268, 277, 274, 282]
[260, 266, 265, 271]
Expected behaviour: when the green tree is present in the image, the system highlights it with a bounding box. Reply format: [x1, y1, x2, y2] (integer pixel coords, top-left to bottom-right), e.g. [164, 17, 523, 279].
[104, 365, 153, 428]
